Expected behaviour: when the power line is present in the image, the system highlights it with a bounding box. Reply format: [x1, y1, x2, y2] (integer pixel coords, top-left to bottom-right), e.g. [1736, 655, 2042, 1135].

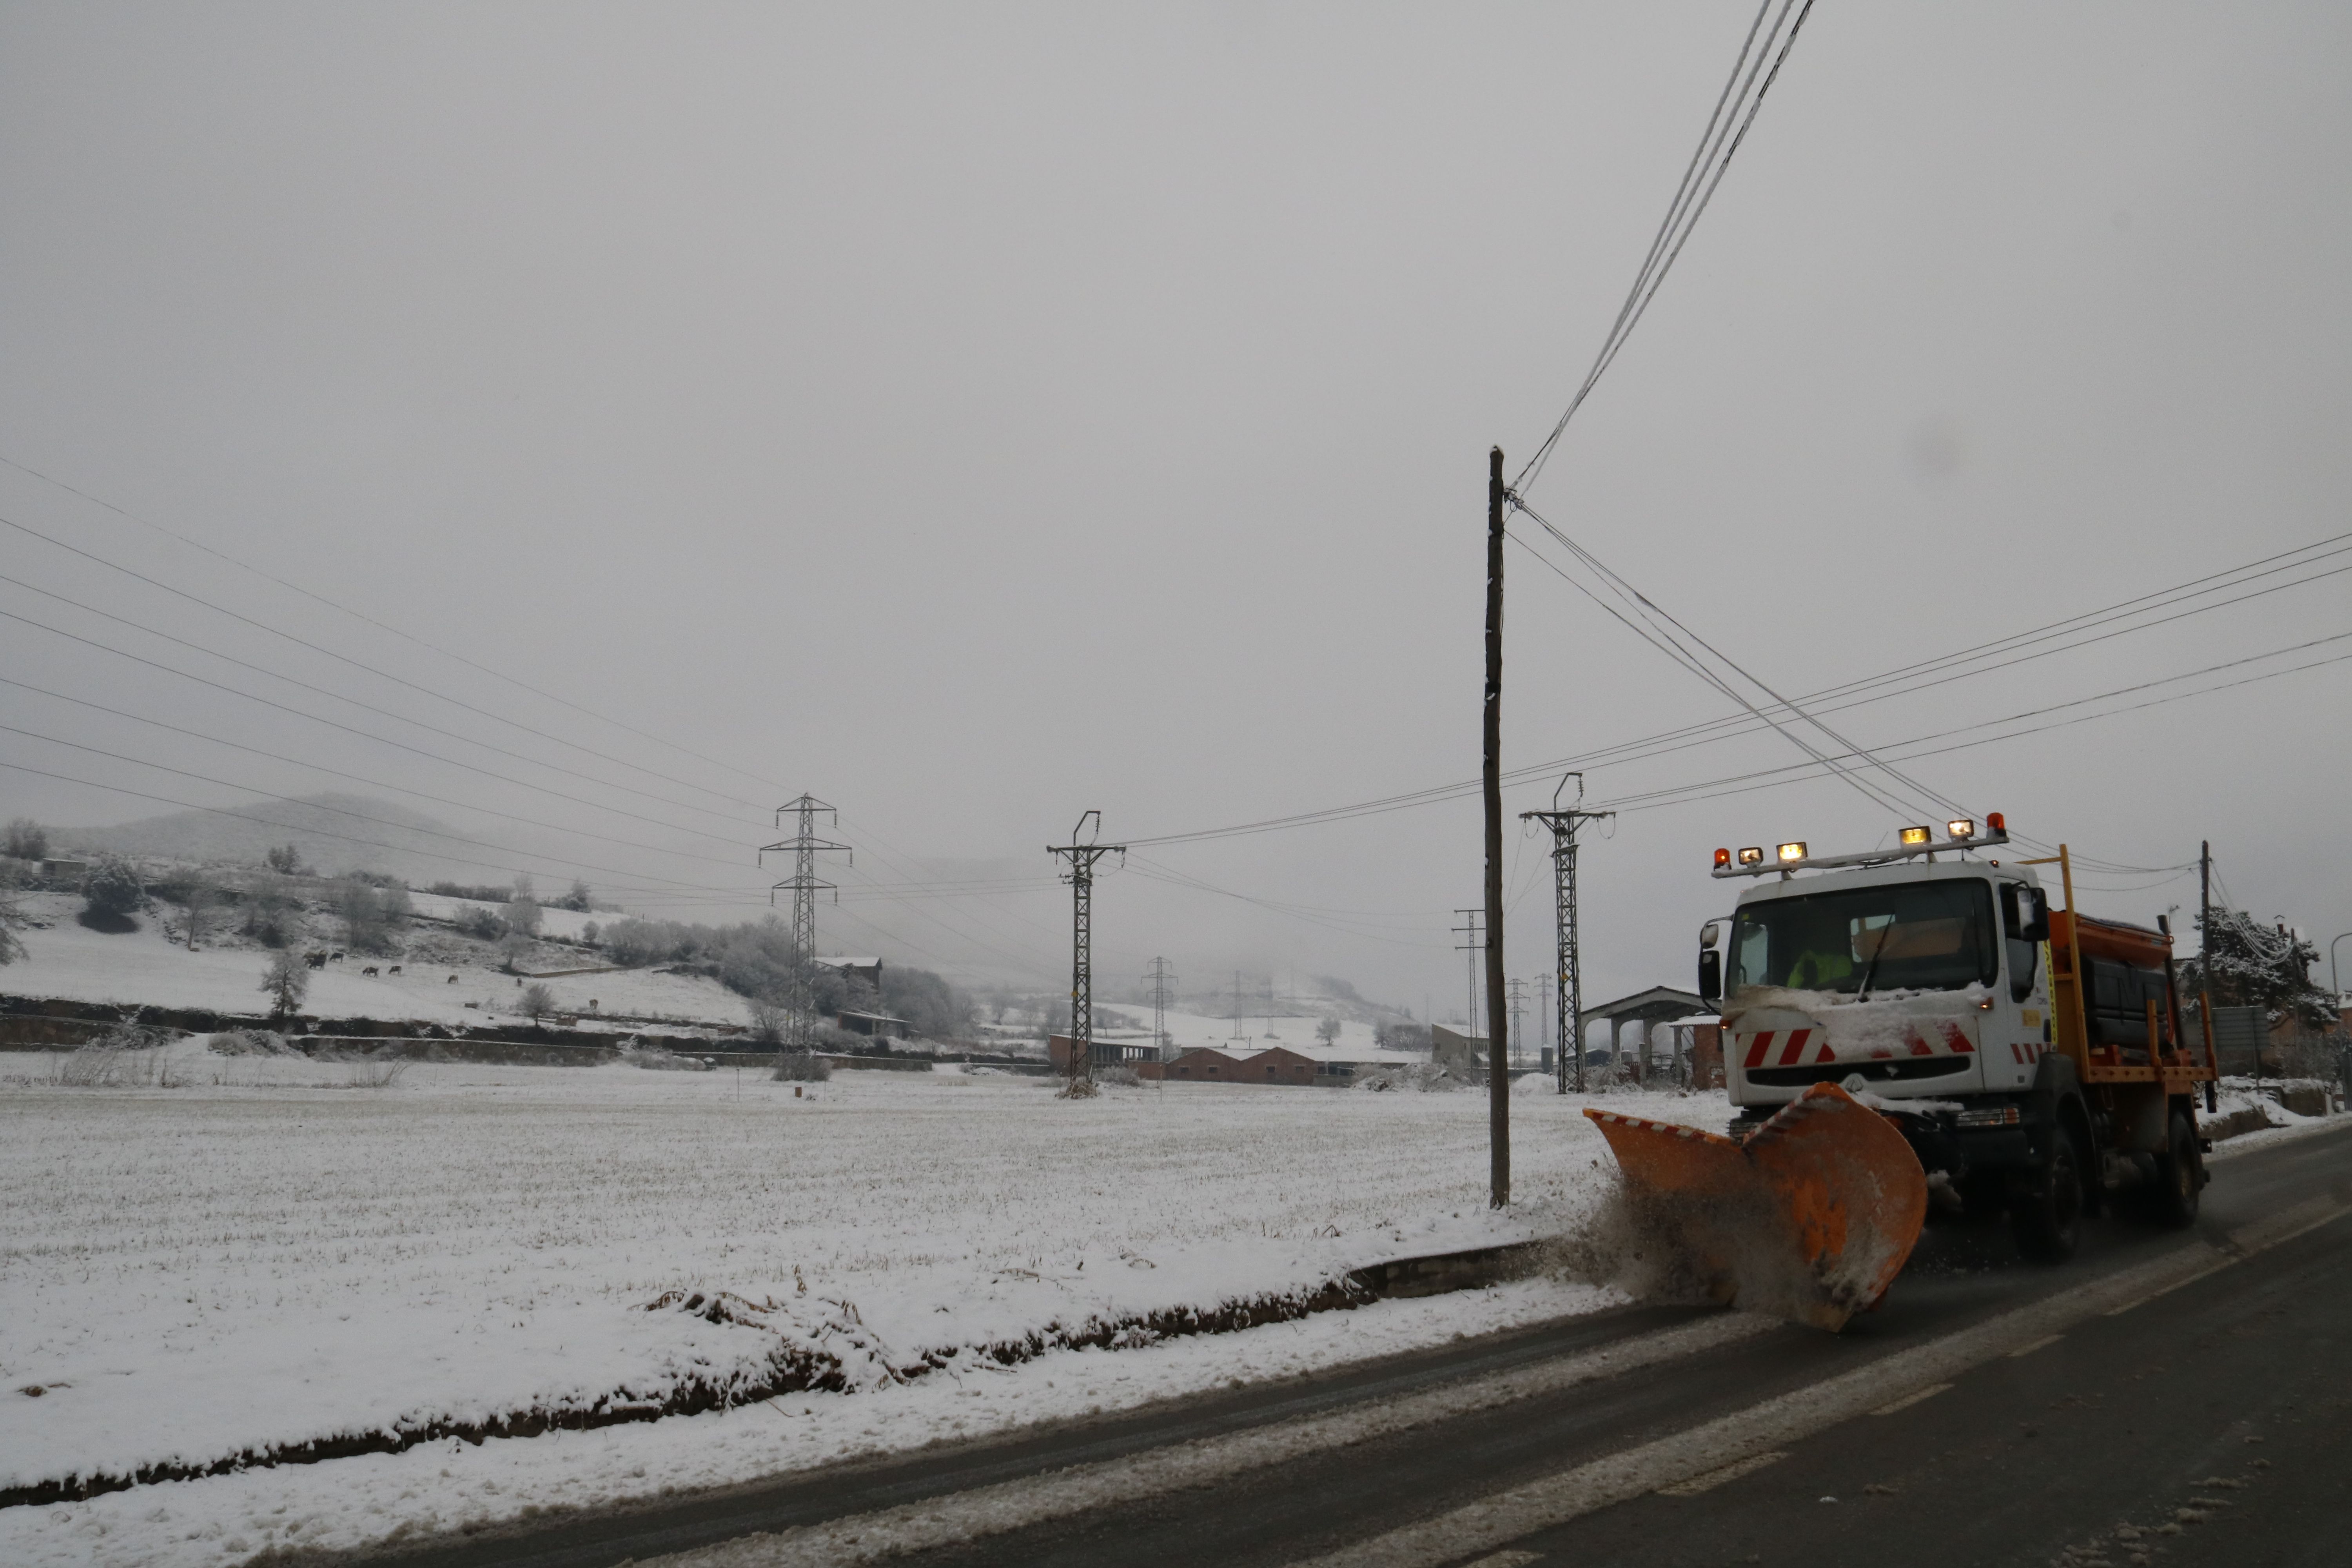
[0, 449, 793, 803]
[0, 672, 764, 872]
[0, 758, 732, 898]
[0, 722, 762, 898]
[0, 509, 771, 814]
[0, 587, 760, 835]
[1119, 531, 2352, 851]
[1514, 0, 1817, 500]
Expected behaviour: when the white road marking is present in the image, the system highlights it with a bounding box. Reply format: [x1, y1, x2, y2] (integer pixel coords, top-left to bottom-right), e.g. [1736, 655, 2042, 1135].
[644, 1191, 2352, 1568]
[2229, 1194, 2348, 1254]
[642, 1314, 1775, 1566]
[1869, 1381, 1951, 1415]
[1278, 1227, 2310, 1568]
[1655, 1451, 1786, 1496]
[2102, 1256, 2235, 1317]
[2004, 1334, 2063, 1358]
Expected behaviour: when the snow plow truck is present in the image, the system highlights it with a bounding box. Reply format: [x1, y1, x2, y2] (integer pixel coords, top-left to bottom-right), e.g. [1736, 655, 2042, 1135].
[1586, 815, 2217, 1331]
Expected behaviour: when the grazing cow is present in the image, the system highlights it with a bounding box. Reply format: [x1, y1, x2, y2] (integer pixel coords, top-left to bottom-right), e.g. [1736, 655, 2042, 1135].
[305, 952, 327, 969]
[328, 951, 345, 963]
[447, 974, 459, 984]
[361, 965, 379, 977]
[388, 965, 402, 975]
[464, 1001, 480, 1010]
[589, 999, 599, 1011]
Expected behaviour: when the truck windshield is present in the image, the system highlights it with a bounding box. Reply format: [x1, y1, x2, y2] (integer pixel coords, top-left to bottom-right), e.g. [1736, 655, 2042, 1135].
[1730, 879, 1998, 996]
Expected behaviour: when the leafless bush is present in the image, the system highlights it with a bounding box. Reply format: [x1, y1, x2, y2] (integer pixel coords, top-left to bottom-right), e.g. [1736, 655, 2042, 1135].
[519, 982, 557, 1023]
[208, 1029, 301, 1056]
[50, 1029, 172, 1088]
[771, 1050, 831, 1082]
[624, 1042, 715, 1072]
[2278, 1035, 2347, 1081]
[1352, 1062, 1466, 1093]
[746, 997, 788, 1046]
[1096, 1065, 1141, 1087]
[341, 1060, 410, 1089]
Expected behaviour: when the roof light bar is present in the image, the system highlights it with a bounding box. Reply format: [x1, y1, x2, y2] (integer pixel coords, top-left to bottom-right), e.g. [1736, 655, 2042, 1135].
[1711, 815, 2012, 878]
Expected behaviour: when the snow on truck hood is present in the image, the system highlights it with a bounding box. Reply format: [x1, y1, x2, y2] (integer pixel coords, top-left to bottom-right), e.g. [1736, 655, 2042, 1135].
[1721, 984, 1990, 1062]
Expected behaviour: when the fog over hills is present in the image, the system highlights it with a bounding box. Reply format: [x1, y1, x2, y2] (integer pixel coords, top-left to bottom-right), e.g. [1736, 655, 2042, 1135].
[54, 793, 491, 886]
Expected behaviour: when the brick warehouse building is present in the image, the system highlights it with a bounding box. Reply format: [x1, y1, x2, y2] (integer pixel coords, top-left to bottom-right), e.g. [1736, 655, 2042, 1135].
[1150, 1047, 1243, 1082]
[1139, 1045, 1348, 1085]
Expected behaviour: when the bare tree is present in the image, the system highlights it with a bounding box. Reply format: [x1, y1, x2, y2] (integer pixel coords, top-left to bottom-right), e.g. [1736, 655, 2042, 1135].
[264, 843, 306, 875]
[3, 817, 47, 862]
[1317, 1014, 1343, 1047]
[0, 878, 28, 966]
[182, 871, 220, 951]
[747, 996, 789, 1046]
[519, 982, 557, 1023]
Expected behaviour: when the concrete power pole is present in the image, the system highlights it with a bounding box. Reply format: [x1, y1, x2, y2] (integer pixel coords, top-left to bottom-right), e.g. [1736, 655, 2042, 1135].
[759, 795, 852, 1050]
[1047, 811, 1124, 1090]
[1482, 445, 1509, 1209]
[1523, 773, 1612, 1095]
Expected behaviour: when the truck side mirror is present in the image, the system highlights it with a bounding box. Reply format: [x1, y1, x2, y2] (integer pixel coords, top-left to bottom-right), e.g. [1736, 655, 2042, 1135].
[2002, 884, 2050, 943]
[1698, 949, 1722, 1006]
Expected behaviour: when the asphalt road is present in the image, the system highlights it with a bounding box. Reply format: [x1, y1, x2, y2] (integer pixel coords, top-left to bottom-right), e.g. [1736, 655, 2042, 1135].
[370, 1120, 2352, 1568]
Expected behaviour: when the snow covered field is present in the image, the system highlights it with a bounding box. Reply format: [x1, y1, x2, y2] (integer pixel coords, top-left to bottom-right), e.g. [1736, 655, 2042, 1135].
[0, 1051, 1720, 1566]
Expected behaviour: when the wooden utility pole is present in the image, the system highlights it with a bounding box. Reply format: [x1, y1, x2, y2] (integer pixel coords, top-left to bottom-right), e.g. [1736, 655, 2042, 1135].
[1484, 446, 1510, 1208]
[2200, 839, 2220, 1106]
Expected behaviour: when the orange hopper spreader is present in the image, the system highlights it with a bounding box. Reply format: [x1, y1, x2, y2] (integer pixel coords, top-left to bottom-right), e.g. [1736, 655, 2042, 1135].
[1585, 1082, 1929, 1332]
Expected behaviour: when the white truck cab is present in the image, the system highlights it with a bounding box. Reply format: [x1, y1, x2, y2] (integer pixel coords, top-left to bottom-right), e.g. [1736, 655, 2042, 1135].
[1709, 857, 2053, 1113]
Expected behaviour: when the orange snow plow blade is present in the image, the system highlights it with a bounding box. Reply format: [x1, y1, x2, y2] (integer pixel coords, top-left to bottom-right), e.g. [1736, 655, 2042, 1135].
[1585, 1083, 1928, 1332]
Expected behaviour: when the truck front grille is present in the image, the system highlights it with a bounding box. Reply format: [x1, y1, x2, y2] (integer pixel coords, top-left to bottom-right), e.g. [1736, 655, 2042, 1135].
[1746, 1056, 1972, 1087]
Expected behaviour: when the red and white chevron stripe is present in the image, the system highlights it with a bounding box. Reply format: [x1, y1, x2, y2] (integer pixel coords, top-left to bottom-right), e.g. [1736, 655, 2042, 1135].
[1737, 1022, 1979, 1071]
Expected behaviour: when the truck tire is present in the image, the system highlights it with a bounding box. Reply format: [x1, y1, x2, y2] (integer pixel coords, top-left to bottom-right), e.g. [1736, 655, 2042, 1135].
[2011, 1135, 2083, 1263]
[2151, 1109, 2202, 1229]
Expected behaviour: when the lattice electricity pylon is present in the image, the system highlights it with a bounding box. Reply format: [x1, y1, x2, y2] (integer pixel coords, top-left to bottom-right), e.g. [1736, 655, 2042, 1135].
[1521, 773, 1612, 1094]
[758, 794, 853, 1049]
[1144, 957, 1177, 1054]
[1047, 811, 1124, 1085]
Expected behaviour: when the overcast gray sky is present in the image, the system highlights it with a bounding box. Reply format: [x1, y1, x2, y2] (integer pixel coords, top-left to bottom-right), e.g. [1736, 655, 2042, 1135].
[4, 2, 2347, 1021]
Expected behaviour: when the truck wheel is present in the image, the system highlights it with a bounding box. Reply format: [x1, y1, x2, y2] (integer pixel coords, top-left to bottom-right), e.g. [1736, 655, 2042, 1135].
[2011, 1136, 2083, 1263]
[2151, 1110, 2201, 1229]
